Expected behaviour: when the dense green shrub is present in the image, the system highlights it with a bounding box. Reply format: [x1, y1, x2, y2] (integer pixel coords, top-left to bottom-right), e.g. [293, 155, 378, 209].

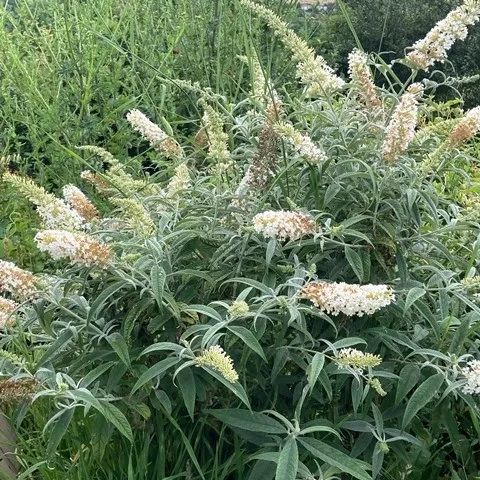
[1, 1, 480, 479]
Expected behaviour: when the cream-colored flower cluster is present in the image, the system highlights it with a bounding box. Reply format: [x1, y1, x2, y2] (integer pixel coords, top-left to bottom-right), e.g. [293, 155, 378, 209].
[368, 377, 387, 396]
[228, 301, 249, 318]
[3, 173, 84, 231]
[253, 210, 317, 241]
[201, 102, 231, 163]
[406, 0, 480, 71]
[110, 198, 155, 237]
[0, 261, 38, 328]
[274, 123, 327, 163]
[81, 163, 158, 198]
[63, 185, 99, 222]
[447, 106, 480, 148]
[126, 109, 184, 159]
[0, 260, 37, 300]
[79, 148, 159, 198]
[166, 163, 191, 198]
[240, 0, 344, 96]
[239, 53, 281, 110]
[300, 281, 395, 316]
[0, 298, 18, 328]
[348, 49, 381, 110]
[196, 345, 239, 383]
[461, 275, 480, 290]
[80, 169, 112, 194]
[335, 348, 382, 372]
[382, 83, 423, 162]
[461, 359, 480, 394]
[77, 145, 116, 164]
[35, 230, 112, 268]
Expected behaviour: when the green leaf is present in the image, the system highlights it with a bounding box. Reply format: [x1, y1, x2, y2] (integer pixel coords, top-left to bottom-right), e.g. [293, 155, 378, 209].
[266, 238, 276, 268]
[307, 353, 325, 394]
[98, 401, 133, 443]
[323, 184, 341, 208]
[139, 342, 184, 357]
[151, 265, 166, 310]
[122, 298, 153, 341]
[177, 367, 196, 420]
[202, 368, 250, 408]
[206, 409, 285, 434]
[272, 347, 289, 381]
[131, 357, 179, 394]
[79, 362, 115, 389]
[276, 437, 298, 480]
[299, 438, 372, 480]
[345, 246, 364, 282]
[131, 403, 151, 420]
[182, 304, 223, 322]
[227, 326, 266, 360]
[448, 317, 470, 355]
[402, 373, 444, 429]
[37, 328, 75, 367]
[395, 364, 420, 406]
[372, 443, 384, 479]
[46, 408, 74, 459]
[404, 287, 426, 314]
[88, 281, 126, 322]
[222, 278, 274, 296]
[247, 460, 276, 480]
[107, 332, 130, 368]
[67, 389, 132, 442]
[330, 337, 367, 350]
[371, 404, 383, 436]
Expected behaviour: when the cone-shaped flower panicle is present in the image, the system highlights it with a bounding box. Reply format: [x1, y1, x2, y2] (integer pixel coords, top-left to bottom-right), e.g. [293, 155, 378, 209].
[35, 230, 112, 268]
[253, 210, 317, 241]
[196, 345, 239, 383]
[274, 123, 326, 163]
[462, 359, 480, 394]
[240, 0, 344, 96]
[382, 83, 423, 162]
[63, 185, 99, 222]
[166, 163, 191, 198]
[300, 281, 395, 316]
[77, 145, 117, 164]
[348, 49, 381, 110]
[200, 101, 231, 162]
[336, 348, 382, 372]
[447, 106, 480, 148]
[0, 298, 18, 328]
[3, 173, 84, 231]
[239, 52, 281, 110]
[81, 161, 158, 198]
[0, 260, 37, 300]
[110, 198, 155, 237]
[406, 1, 480, 71]
[126, 109, 184, 159]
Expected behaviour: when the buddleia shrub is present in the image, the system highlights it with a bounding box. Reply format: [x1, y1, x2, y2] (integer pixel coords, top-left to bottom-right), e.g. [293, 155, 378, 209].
[2, 1, 480, 479]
